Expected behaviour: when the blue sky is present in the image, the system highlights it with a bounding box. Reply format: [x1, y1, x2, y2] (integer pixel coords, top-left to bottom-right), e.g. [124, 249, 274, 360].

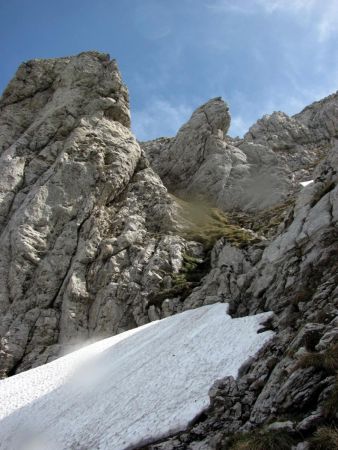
[1, 0, 338, 140]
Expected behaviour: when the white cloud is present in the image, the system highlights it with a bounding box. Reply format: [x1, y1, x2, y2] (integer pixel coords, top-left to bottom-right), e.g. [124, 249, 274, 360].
[131, 98, 193, 141]
[129, 1, 338, 141]
[229, 115, 250, 137]
[316, 0, 338, 42]
[256, 0, 316, 13]
[206, 1, 254, 14]
[207, 0, 338, 42]
[258, 0, 338, 42]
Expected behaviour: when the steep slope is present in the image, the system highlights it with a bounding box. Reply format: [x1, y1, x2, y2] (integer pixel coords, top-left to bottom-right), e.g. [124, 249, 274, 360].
[0, 52, 196, 377]
[0, 52, 337, 450]
[142, 93, 338, 213]
[142, 99, 293, 212]
[0, 304, 273, 450]
[147, 142, 338, 449]
[244, 92, 338, 180]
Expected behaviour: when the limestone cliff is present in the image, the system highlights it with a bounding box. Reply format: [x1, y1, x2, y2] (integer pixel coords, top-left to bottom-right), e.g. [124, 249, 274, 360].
[142, 94, 334, 212]
[0, 52, 337, 449]
[0, 52, 195, 377]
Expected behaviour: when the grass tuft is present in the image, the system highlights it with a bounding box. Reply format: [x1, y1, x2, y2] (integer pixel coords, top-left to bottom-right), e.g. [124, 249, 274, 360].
[227, 197, 296, 238]
[148, 252, 209, 307]
[172, 195, 259, 249]
[309, 426, 338, 450]
[322, 376, 338, 419]
[296, 343, 338, 374]
[228, 430, 295, 450]
[289, 289, 314, 306]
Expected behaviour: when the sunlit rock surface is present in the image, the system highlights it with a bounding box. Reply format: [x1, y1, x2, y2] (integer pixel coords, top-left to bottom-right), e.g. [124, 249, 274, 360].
[0, 52, 338, 450]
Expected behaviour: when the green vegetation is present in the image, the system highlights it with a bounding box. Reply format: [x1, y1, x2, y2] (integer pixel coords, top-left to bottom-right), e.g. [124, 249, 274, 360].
[173, 195, 259, 249]
[148, 282, 197, 307]
[148, 252, 208, 307]
[296, 343, 338, 374]
[309, 426, 338, 449]
[225, 322, 338, 450]
[227, 197, 296, 238]
[295, 343, 338, 422]
[322, 376, 338, 420]
[228, 429, 295, 450]
[289, 288, 314, 306]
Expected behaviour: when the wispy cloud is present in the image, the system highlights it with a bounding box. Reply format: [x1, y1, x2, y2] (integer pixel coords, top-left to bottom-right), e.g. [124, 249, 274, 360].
[131, 98, 193, 141]
[258, 0, 338, 42]
[316, 0, 338, 42]
[207, 0, 338, 42]
[130, 0, 338, 141]
[206, 1, 254, 14]
[230, 115, 250, 137]
[132, 1, 173, 40]
[256, 0, 316, 13]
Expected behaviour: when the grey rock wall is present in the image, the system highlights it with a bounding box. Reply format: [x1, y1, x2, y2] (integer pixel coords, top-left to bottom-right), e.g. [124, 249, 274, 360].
[1, 51, 337, 450]
[0, 52, 191, 377]
[146, 141, 338, 450]
[142, 99, 293, 212]
[142, 92, 338, 214]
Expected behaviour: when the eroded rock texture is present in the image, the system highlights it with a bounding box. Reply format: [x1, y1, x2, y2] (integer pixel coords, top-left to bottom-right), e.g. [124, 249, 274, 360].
[0, 52, 197, 377]
[1, 52, 338, 449]
[146, 143, 338, 450]
[143, 93, 338, 212]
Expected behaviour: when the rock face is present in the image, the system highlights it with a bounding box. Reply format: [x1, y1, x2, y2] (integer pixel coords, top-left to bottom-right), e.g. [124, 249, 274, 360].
[142, 99, 294, 212]
[143, 92, 338, 213]
[146, 143, 338, 450]
[144, 98, 230, 190]
[0, 52, 195, 377]
[244, 97, 337, 179]
[1, 52, 338, 449]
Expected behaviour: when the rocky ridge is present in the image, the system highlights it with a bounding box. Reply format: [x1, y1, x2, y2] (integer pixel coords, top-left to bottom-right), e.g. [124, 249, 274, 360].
[0, 52, 337, 449]
[0, 52, 197, 377]
[142, 92, 338, 212]
[147, 143, 338, 449]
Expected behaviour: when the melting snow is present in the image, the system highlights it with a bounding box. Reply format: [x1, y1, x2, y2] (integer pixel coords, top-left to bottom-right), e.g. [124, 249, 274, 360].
[0, 303, 274, 450]
[300, 180, 314, 187]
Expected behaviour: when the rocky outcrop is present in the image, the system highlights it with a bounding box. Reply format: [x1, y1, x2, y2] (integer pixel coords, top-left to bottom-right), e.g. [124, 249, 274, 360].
[244, 92, 338, 180]
[142, 93, 338, 214]
[142, 97, 232, 197]
[0, 52, 197, 377]
[1, 51, 338, 449]
[142, 99, 295, 212]
[246, 91, 338, 150]
[146, 141, 338, 450]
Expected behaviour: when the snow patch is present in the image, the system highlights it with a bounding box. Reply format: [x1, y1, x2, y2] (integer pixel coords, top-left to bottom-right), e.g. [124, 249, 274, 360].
[0, 303, 274, 450]
[300, 180, 314, 187]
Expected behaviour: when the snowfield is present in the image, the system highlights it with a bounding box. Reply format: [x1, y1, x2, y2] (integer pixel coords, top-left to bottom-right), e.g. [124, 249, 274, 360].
[0, 303, 274, 450]
[300, 180, 314, 187]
